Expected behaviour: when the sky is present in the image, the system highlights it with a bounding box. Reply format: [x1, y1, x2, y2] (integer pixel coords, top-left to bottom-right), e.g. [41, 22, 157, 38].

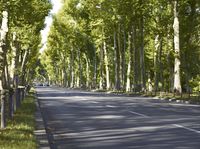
[40, 0, 62, 53]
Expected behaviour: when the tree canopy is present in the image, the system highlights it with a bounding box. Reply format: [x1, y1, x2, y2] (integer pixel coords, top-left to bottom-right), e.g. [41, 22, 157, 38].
[0, 0, 52, 128]
[42, 0, 200, 93]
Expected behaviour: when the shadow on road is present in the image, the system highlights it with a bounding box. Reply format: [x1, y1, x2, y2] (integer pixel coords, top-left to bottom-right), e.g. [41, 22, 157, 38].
[36, 87, 200, 149]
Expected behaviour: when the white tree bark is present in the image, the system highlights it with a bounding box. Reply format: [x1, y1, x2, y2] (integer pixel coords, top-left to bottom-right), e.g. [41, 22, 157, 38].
[10, 32, 17, 83]
[21, 50, 28, 73]
[0, 11, 8, 129]
[126, 33, 132, 92]
[70, 48, 74, 88]
[126, 60, 131, 92]
[63, 64, 67, 87]
[77, 48, 81, 88]
[93, 47, 97, 88]
[0, 11, 8, 90]
[114, 29, 120, 90]
[99, 46, 103, 90]
[85, 54, 90, 88]
[104, 41, 110, 90]
[173, 0, 182, 93]
[154, 35, 159, 92]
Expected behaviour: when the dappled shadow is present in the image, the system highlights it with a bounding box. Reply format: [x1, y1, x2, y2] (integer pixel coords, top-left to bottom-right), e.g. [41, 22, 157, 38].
[37, 90, 125, 98]
[36, 87, 200, 149]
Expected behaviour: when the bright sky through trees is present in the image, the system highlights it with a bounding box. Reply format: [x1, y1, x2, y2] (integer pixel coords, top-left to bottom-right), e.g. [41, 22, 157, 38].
[40, 0, 62, 53]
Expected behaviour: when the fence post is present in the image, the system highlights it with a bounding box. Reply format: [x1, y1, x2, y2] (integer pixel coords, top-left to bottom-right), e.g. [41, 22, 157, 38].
[8, 88, 14, 119]
[21, 87, 25, 101]
[1, 89, 6, 129]
[15, 88, 21, 110]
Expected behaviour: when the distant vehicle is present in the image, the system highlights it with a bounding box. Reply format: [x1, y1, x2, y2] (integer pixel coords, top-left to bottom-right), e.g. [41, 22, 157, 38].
[38, 83, 43, 86]
[33, 82, 50, 87]
[43, 83, 50, 86]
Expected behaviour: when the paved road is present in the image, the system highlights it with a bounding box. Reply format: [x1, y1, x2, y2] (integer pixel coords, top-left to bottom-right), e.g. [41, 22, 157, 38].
[36, 87, 200, 149]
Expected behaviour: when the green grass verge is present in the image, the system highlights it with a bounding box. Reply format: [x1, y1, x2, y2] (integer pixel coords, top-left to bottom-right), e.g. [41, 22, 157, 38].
[145, 91, 200, 103]
[0, 92, 37, 149]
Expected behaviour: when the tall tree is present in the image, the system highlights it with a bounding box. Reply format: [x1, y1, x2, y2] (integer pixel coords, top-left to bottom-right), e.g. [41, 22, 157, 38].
[173, 0, 182, 94]
[0, 10, 9, 129]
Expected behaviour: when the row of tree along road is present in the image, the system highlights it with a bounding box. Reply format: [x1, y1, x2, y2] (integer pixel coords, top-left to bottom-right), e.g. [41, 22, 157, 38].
[41, 0, 199, 95]
[1, 0, 200, 129]
[0, 0, 52, 129]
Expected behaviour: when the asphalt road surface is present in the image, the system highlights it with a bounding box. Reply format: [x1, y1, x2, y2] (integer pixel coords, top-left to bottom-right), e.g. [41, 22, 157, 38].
[36, 87, 200, 149]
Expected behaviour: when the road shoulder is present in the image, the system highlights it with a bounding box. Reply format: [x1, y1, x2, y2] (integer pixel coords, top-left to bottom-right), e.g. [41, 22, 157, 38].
[34, 95, 50, 149]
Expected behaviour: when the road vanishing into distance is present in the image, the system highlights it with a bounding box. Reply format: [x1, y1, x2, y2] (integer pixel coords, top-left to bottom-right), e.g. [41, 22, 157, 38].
[36, 87, 200, 149]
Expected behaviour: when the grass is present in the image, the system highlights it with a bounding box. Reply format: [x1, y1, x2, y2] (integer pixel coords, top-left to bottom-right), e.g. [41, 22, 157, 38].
[93, 88, 200, 104]
[0, 92, 37, 149]
[145, 91, 200, 103]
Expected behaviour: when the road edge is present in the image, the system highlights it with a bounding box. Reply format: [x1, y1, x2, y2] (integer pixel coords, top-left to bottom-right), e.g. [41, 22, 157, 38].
[34, 93, 50, 149]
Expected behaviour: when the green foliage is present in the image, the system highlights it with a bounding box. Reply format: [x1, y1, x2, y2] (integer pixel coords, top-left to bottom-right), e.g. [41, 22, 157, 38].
[0, 0, 52, 85]
[43, 0, 200, 93]
[190, 75, 200, 92]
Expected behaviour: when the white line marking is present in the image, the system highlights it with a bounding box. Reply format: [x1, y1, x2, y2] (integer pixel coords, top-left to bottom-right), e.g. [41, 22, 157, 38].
[90, 101, 99, 104]
[106, 105, 116, 108]
[173, 124, 200, 134]
[169, 103, 200, 107]
[129, 111, 150, 118]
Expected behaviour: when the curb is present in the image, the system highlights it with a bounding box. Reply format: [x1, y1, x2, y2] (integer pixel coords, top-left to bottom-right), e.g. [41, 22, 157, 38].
[34, 95, 50, 149]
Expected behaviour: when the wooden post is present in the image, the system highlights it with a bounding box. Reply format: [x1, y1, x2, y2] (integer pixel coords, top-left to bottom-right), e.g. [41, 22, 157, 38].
[1, 90, 6, 129]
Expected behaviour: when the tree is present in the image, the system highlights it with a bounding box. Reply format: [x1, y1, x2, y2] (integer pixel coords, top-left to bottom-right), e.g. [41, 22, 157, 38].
[173, 0, 182, 94]
[42, 0, 200, 96]
[0, 10, 9, 129]
[0, 0, 51, 129]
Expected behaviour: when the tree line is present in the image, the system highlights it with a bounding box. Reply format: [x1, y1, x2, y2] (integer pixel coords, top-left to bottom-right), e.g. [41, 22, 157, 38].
[42, 0, 200, 94]
[0, 0, 51, 129]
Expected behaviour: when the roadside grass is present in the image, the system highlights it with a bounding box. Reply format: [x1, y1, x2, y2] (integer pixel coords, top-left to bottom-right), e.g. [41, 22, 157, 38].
[145, 91, 200, 103]
[0, 92, 37, 149]
[174, 93, 200, 103]
[93, 88, 200, 104]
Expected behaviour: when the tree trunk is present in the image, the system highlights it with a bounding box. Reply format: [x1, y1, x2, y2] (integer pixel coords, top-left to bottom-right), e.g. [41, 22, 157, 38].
[63, 68, 67, 87]
[154, 35, 159, 92]
[184, 0, 196, 94]
[173, 0, 182, 94]
[1, 90, 6, 129]
[76, 75, 79, 88]
[114, 29, 120, 91]
[63, 63, 67, 87]
[99, 45, 104, 90]
[10, 32, 20, 111]
[85, 54, 90, 88]
[10, 33, 17, 83]
[117, 24, 121, 90]
[61, 52, 67, 87]
[0, 11, 8, 129]
[159, 39, 163, 90]
[132, 25, 138, 92]
[5, 56, 13, 118]
[140, 16, 146, 92]
[20, 49, 29, 86]
[121, 26, 126, 90]
[70, 48, 74, 88]
[126, 32, 132, 92]
[93, 46, 97, 89]
[77, 48, 82, 88]
[104, 41, 110, 90]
